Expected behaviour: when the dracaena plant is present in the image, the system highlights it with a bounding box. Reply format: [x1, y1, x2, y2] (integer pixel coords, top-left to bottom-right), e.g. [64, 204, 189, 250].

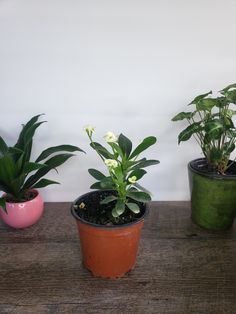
[0, 114, 84, 211]
[84, 126, 159, 218]
[172, 83, 236, 174]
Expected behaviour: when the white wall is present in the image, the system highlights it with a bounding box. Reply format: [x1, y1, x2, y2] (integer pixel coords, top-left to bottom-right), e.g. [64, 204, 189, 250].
[0, 0, 236, 201]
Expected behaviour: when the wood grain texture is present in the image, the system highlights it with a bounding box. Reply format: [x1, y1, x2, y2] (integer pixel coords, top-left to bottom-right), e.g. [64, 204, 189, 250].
[0, 202, 235, 314]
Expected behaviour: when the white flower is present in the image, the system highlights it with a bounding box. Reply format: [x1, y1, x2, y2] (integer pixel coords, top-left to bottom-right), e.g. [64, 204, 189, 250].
[84, 125, 95, 136]
[128, 176, 137, 184]
[79, 202, 86, 209]
[104, 159, 118, 169]
[104, 131, 118, 143]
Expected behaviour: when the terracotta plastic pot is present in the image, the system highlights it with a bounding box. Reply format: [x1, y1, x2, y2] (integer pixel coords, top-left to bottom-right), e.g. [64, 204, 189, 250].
[71, 190, 147, 278]
[0, 190, 44, 229]
[188, 158, 236, 231]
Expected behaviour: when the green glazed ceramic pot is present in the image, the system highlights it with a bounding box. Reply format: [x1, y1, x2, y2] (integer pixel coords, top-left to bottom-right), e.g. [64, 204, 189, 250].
[188, 158, 236, 231]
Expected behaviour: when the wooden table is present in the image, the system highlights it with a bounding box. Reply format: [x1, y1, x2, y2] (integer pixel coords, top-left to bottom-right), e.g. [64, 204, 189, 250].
[0, 202, 235, 314]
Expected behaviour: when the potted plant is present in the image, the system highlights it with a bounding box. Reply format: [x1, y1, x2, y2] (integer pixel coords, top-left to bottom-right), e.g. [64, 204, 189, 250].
[0, 114, 84, 229]
[71, 127, 159, 278]
[172, 83, 236, 230]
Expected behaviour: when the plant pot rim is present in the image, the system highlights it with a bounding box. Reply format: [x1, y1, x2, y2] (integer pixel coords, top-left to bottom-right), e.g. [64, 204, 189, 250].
[188, 158, 236, 180]
[4, 189, 39, 204]
[71, 190, 149, 229]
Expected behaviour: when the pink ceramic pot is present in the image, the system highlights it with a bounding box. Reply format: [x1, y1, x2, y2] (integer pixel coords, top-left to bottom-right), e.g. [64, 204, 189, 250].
[0, 190, 44, 229]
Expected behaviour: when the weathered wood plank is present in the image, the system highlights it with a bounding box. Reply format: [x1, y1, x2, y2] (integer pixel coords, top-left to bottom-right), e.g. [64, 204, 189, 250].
[148, 201, 236, 239]
[0, 202, 235, 314]
[0, 294, 235, 314]
[0, 202, 235, 244]
[0, 240, 235, 311]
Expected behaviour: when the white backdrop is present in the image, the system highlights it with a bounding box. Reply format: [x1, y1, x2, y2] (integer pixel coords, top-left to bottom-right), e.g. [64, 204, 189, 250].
[0, 0, 236, 201]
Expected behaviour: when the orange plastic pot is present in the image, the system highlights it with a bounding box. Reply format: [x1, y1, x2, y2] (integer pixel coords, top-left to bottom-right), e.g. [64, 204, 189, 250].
[71, 191, 147, 278]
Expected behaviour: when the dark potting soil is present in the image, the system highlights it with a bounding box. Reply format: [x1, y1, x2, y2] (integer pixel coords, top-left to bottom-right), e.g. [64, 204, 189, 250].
[191, 158, 236, 176]
[74, 190, 146, 226]
[5, 190, 38, 203]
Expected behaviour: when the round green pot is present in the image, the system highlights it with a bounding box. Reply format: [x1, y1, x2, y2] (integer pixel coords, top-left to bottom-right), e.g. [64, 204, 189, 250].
[188, 158, 236, 231]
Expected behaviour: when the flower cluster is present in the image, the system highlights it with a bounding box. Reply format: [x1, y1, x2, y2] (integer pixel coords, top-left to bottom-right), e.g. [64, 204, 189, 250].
[104, 159, 118, 169]
[104, 132, 118, 143]
[84, 125, 95, 137]
[128, 176, 137, 184]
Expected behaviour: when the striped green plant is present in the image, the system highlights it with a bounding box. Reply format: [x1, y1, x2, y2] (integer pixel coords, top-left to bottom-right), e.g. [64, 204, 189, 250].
[0, 114, 84, 212]
[172, 83, 236, 174]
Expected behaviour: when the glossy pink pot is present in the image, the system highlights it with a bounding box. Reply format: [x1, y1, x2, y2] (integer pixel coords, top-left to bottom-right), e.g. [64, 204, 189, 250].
[0, 190, 44, 229]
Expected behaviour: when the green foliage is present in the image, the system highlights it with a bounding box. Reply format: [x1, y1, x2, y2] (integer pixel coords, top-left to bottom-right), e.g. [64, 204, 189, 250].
[85, 128, 159, 218]
[0, 114, 84, 212]
[172, 83, 236, 174]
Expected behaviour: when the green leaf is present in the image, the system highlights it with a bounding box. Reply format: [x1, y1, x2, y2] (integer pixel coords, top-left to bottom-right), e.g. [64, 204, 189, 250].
[0, 154, 16, 184]
[36, 145, 84, 162]
[223, 117, 234, 129]
[100, 177, 115, 189]
[131, 159, 160, 170]
[0, 197, 6, 213]
[90, 182, 103, 189]
[178, 123, 201, 144]
[128, 169, 147, 181]
[115, 200, 125, 215]
[209, 147, 222, 162]
[24, 122, 46, 146]
[129, 186, 139, 192]
[226, 109, 236, 118]
[14, 114, 43, 150]
[112, 208, 119, 217]
[113, 165, 124, 182]
[23, 153, 75, 189]
[130, 136, 157, 159]
[0, 181, 13, 195]
[7, 147, 24, 165]
[125, 158, 146, 168]
[126, 202, 140, 214]
[100, 195, 117, 204]
[112, 199, 125, 217]
[90, 142, 113, 159]
[88, 169, 106, 180]
[108, 142, 123, 157]
[134, 182, 151, 194]
[0, 154, 18, 196]
[32, 178, 60, 189]
[16, 120, 46, 164]
[225, 90, 236, 103]
[220, 83, 236, 93]
[13, 115, 46, 168]
[8, 147, 23, 155]
[223, 142, 235, 155]
[90, 178, 114, 191]
[24, 123, 46, 166]
[41, 153, 75, 167]
[118, 134, 132, 158]
[227, 129, 236, 139]
[214, 96, 228, 108]
[196, 98, 216, 112]
[188, 91, 212, 105]
[11, 174, 27, 196]
[127, 191, 151, 202]
[172, 112, 195, 121]
[23, 162, 46, 173]
[0, 136, 8, 157]
[205, 121, 223, 139]
[15, 152, 25, 174]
